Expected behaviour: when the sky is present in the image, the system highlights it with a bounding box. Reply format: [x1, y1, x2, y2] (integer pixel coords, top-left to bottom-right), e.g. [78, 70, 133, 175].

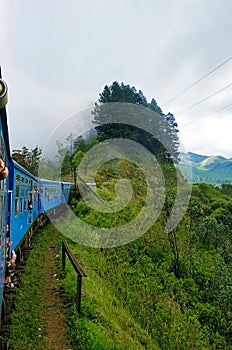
[1, 0, 232, 158]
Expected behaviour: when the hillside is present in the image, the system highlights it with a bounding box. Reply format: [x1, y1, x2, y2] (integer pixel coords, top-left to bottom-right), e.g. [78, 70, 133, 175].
[59, 160, 232, 349]
[178, 152, 232, 184]
[7, 161, 232, 349]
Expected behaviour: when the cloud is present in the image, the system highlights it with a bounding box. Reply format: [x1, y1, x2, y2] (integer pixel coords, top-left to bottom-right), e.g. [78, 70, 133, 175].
[1, 0, 232, 158]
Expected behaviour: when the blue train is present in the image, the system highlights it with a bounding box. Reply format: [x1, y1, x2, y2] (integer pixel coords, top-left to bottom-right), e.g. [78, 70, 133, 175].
[0, 69, 73, 325]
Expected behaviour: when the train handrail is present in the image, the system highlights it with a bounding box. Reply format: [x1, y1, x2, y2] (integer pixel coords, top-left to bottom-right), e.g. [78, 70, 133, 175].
[62, 241, 87, 314]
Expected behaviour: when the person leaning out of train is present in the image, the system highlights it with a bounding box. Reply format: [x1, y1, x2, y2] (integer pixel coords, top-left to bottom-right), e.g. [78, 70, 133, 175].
[5, 238, 17, 288]
[5, 236, 12, 259]
[0, 158, 8, 180]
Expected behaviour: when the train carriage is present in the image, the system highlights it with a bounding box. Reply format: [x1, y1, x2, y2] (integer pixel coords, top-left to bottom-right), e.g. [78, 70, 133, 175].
[61, 181, 73, 204]
[8, 161, 39, 251]
[40, 179, 63, 213]
[0, 68, 74, 330]
[0, 72, 10, 324]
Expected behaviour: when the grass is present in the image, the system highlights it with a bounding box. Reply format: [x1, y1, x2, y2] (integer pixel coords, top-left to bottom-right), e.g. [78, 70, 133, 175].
[8, 225, 59, 350]
[7, 223, 160, 350]
[57, 238, 159, 350]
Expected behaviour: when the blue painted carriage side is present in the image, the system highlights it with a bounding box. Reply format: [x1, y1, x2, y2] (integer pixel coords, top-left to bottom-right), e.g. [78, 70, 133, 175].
[0, 92, 11, 315]
[9, 161, 39, 250]
[0, 66, 74, 322]
[40, 179, 62, 212]
[61, 182, 73, 203]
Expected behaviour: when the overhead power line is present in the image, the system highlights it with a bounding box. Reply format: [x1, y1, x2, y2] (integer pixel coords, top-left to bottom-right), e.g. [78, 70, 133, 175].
[182, 102, 232, 129]
[162, 56, 232, 107]
[205, 102, 232, 119]
[176, 82, 232, 116]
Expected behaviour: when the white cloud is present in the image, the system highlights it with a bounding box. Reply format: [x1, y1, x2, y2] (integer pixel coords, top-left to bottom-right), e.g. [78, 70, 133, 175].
[179, 113, 232, 158]
[1, 0, 232, 158]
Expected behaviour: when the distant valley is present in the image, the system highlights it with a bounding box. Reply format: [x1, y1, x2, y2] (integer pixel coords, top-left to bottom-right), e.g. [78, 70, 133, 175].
[178, 152, 232, 184]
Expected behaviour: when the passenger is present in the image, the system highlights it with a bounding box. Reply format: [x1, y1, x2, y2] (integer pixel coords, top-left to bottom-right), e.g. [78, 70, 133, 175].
[5, 261, 15, 288]
[0, 158, 8, 180]
[28, 199, 33, 211]
[5, 236, 12, 259]
[5, 246, 17, 289]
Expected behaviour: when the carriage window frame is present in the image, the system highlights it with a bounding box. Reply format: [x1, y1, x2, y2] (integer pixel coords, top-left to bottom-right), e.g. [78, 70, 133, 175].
[20, 176, 25, 214]
[14, 173, 21, 217]
[0, 131, 7, 247]
[24, 178, 29, 211]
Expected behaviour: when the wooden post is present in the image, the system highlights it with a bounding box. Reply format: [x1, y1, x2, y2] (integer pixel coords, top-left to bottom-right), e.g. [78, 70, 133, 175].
[73, 168, 77, 199]
[62, 241, 87, 314]
[62, 243, 66, 271]
[77, 274, 82, 314]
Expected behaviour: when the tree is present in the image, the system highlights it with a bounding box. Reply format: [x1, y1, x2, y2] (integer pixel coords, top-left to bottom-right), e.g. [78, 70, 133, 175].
[92, 81, 179, 162]
[12, 146, 30, 169]
[221, 184, 232, 197]
[12, 146, 42, 176]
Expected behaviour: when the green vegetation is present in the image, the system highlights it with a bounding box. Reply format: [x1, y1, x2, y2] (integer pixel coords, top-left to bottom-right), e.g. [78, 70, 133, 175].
[8, 226, 60, 350]
[54, 82, 232, 348]
[6, 173, 232, 349]
[57, 81, 180, 181]
[60, 161, 232, 349]
[8, 83, 232, 349]
[59, 238, 159, 350]
[12, 146, 42, 176]
[178, 152, 232, 184]
[92, 81, 179, 162]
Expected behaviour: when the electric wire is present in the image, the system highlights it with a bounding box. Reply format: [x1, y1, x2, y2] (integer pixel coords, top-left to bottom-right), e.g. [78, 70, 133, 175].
[182, 102, 232, 129]
[176, 82, 232, 116]
[162, 56, 232, 107]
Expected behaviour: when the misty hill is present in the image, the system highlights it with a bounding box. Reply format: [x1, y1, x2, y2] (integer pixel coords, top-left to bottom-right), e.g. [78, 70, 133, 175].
[178, 152, 232, 184]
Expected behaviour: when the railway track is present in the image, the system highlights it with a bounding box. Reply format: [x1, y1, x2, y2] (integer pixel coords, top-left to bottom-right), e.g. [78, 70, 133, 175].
[0, 249, 30, 350]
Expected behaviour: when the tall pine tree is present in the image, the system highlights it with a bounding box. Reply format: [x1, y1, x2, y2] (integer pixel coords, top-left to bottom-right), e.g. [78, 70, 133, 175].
[92, 82, 179, 162]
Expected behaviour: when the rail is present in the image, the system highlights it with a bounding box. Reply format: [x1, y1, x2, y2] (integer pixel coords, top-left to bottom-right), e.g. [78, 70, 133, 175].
[62, 241, 87, 314]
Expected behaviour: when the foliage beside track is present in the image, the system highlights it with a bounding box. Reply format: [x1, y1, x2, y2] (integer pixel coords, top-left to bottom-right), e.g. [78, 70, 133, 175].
[58, 236, 158, 350]
[8, 226, 62, 350]
[61, 161, 232, 349]
[6, 169, 232, 349]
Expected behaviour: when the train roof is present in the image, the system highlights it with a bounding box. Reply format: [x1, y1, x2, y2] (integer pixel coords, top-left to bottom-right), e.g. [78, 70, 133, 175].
[40, 178, 62, 183]
[40, 178, 74, 185]
[12, 159, 38, 181]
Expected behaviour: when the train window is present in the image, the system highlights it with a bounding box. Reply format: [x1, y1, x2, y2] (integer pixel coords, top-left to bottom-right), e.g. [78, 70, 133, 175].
[33, 182, 38, 202]
[24, 198, 27, 211]
[28, 180, 33, 206]
[20, 176, 25, 196]
[25, 179, 29, 210]
[20, 198, 23, 214]
[63, 186, 69, 197]
[0, 132, 7, 245]
[14, 173, 20, 217]
[16, 173, 20, 197]
[20, 177, 25, 214]
[25, 179, 29, 196]
[14, 199, 18, 217]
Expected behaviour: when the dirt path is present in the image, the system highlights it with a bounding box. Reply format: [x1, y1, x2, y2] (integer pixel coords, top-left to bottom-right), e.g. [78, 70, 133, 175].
[40, 233, 71, 350]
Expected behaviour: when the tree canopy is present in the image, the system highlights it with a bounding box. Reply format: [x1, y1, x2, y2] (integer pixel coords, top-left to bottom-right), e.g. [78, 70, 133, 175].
[12, 146, 42, 176]
[92, 81, 179, 162]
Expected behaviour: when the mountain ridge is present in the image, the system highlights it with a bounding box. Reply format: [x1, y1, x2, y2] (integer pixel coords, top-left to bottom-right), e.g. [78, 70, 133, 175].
[178, 151, 232, 184]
